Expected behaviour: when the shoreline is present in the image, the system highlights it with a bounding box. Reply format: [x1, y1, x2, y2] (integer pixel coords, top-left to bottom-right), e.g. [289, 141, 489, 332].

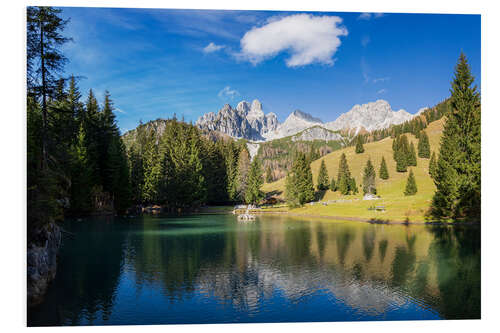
[231, 208, 480, 225]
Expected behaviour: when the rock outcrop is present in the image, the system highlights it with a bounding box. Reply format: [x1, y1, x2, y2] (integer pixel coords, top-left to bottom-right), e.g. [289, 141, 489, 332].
[326, 100, 414, 133]
[265, 110, 324, 140]
[196, 99, 279, 141]
[27, 222, 62, 307]
[291, 126, 342, 142]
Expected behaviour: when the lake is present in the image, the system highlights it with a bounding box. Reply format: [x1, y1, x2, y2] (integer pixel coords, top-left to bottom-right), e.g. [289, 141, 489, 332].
[27, 213, 480, 326]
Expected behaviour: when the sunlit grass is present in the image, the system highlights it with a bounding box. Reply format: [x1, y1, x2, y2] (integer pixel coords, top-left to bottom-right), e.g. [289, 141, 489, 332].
[262, 118, 446, 222]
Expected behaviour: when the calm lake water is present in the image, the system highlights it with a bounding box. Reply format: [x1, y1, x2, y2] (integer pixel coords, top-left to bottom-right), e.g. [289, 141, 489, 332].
[28, 213, 480, 326]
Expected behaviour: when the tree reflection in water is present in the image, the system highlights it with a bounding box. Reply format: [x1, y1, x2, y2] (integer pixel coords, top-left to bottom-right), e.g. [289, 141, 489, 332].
[28, 215, 480, 326]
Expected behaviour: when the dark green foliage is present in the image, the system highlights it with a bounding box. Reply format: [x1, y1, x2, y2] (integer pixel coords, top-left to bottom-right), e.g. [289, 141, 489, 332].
[404, 169, 418, 196]
[355, 135, 365, 154]
[379, 156, 389, 180]
[316, 160, 329, 191]
[429, 152, 438, 180]
[431, 53, 481, 219]
[236, 148, 251, 201]
[265, 165, 273, 183]
[330, 177, 336, 192]
[69, 125, 93, 214]
[418, 131, 431, 158]
[395, 148, 407, 172]
[245, 159, 264, 204]
[408, 142, 417, 166]
[337, 153, 356, 195]
[363, 159, 376, 195]
[285, 153, 315, 206]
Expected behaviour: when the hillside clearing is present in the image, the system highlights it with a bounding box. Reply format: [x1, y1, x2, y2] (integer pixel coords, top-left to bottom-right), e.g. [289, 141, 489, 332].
[261, 118, 446, 222]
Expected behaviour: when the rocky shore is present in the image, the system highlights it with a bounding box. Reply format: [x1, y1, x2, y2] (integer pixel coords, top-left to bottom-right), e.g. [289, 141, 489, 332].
[27, 222, 61, 307]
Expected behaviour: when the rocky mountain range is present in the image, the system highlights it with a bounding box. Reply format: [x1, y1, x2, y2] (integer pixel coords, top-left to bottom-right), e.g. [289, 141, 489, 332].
[195, 99, 417, 142]
[196, 100, 278, 141]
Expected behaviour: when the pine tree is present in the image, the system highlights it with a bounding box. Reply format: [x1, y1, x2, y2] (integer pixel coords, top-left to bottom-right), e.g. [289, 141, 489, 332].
[363, 159, 376, 195]
[265, 165, 273, 183]
[337, 153, 355, 195]
[245, 159, 264, 204]
[418, 131, 431, 158]
[330, 177, 336, 191]
[379, 156, 389, 180]
[429, 151, 437, 180]
[236, 148, 251, 201]
[285, 153, 315, 206]
[404, 169, 418, 196]
[355, 135, 365, 154]
[432, 53, 481, 219]
[69, 124, 93, 213]
[27, 6, 71, 169]
[316, 160, 329, 191]
[408, 142, 417, 166]
[395, 148, 407, 172]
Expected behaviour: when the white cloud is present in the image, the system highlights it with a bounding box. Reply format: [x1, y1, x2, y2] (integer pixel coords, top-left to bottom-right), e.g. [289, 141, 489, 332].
[218, 86, 240, 100]
[377, 88, 388, 94]
[238, 14, 348, 67]
[373, 77, 390, 83]
[203, 42, 225, 53]
[358, 13, 384, 20]
[115, 107, 127, 114]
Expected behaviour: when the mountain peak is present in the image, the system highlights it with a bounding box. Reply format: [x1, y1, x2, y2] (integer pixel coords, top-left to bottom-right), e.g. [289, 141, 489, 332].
[290, 110, 323, 124]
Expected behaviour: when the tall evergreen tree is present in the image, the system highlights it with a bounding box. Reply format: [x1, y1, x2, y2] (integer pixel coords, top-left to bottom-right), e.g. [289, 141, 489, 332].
[27, 6, 71, 168]
[418, 131, 431, 158]
[379, 156, 389, 180]
[429, 151, 438, 180]
[355, 135, 365, 154]
[265, 165, 273, 183]
[408, 142, 417, 166]
[363, 159, 376, 195]
[432, 53, 481, 219]
[337, 153, 355, 195]
[404, 169, 418, 196]
[236, 148, 251, 201]
[316, 160, 330, 191]
[395, 148, 407, 173]
[285, 153, 315, 206]
[245, 159, 264, 204]
[330, 177, 336, 192]
[69, 124, 93, 214]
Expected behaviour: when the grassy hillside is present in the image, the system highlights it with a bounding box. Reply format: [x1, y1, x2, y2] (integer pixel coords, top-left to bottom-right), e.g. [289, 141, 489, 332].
[262, 118, 446, 222]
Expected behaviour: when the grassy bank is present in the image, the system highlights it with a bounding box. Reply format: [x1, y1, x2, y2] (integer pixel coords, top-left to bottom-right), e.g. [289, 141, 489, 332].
[261, 118, 446, 223]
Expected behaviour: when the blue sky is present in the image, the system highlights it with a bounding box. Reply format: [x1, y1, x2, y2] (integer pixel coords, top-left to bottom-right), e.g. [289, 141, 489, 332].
[58, 7, 481, 133]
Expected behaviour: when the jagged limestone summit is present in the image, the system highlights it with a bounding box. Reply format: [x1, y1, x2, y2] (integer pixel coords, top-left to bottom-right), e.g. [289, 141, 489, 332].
[196, 99, 417, 142]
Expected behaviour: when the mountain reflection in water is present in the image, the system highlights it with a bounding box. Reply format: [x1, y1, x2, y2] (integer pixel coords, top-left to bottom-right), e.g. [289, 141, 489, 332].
[28, 214, 480, 326]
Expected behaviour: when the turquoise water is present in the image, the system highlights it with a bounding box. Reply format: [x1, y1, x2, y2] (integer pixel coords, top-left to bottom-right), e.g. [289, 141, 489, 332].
[28, 214, 480, 326]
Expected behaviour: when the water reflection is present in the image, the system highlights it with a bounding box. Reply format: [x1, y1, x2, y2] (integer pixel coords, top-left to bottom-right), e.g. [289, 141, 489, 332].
[28, 215, 480, 326]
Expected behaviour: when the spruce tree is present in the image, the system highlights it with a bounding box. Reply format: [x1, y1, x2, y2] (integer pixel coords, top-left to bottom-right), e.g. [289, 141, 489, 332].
[316, 160, 329, 191]
[408, 142, 417, 166]
[330, 177, 336, 191]
[355, 135, 365, 154]
[432, 53, 481, 218]
[363, 159, 376, 195]
[265, 165, 273, 183]
[245, 159, 264, 204]
[418, 131, 431, 158]
[337, 153, 355, 195]
[429, 151, 437, 180]
[395, 148, 407, 173]
[285, 153, 315, 206]
[404, 169, 418, 196]
[236, 148, 251, 201]
[379, 156, 389, 180]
